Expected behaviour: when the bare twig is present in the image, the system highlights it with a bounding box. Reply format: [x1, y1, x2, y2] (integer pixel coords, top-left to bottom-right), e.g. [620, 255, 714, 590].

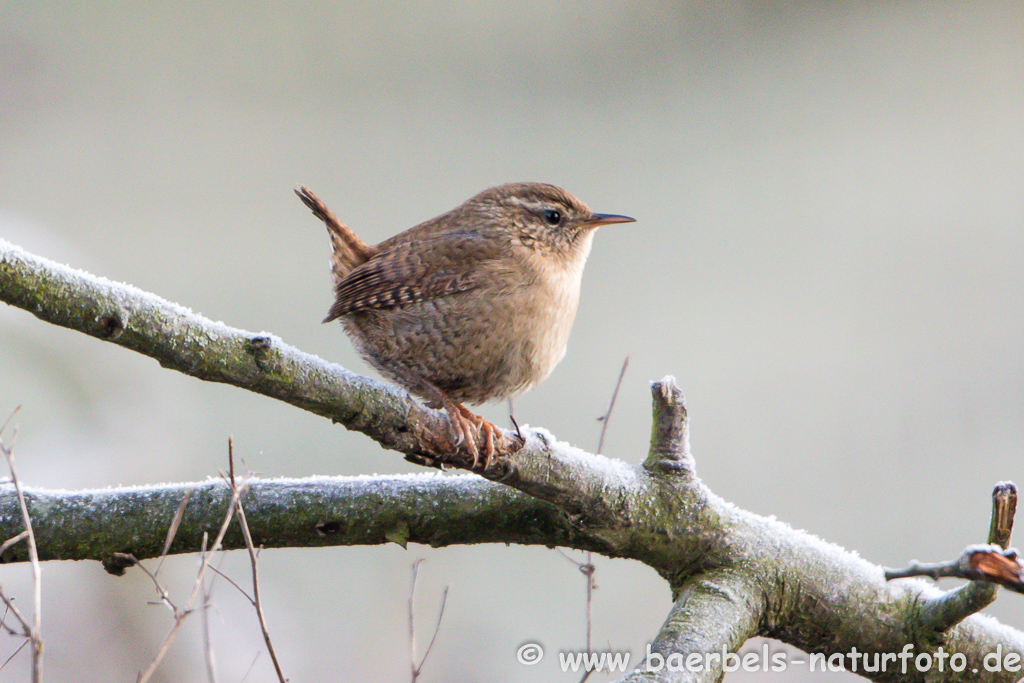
[228, 440, 236, 486]
[207, 564, 253, 602]
[409, 559, 421, 683]
[0, 406, 20, 437]
[577, 557, 598, 683]
[1, 407, 43, 683]
[199, 533, 218, 683]
[595, 356, 629, 456]
[113, 553, 176, 612]
[0, 572, 32, 635]
[134, 468, 248, 683]
[566, 359, 629, 682]
[885, 546, 1024, 592]
[0, 530, 29, 559]
[409, 559, 449, 683]
[0, 529, 31, 644]
[0, 601, 22, 636]
[228, 437, 287, 683]
[239, 651, 261, 683]
[419, 585, 448, 675]
[0, 639, 29, 673]
[156, 489, 194, 576]
[0, 592, 31, 641]
[885, 482, 1022, 634]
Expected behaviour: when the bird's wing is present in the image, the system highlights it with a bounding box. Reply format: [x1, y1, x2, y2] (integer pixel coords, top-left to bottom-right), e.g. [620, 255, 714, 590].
[323, 229, 503, 322]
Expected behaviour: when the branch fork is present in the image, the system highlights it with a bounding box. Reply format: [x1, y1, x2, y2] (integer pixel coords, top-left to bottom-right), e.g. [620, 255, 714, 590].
[4, 238, 1024, 682]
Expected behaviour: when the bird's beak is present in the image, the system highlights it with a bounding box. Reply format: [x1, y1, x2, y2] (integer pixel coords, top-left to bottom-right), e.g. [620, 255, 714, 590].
[586, 213, 636, 227]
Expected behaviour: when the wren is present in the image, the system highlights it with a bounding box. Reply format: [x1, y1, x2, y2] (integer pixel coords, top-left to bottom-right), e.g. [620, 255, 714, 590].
[296, 182, 634, 468]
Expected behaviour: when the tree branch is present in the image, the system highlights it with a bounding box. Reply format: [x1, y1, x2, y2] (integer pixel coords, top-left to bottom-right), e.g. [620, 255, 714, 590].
[0, 475, 596, 573]
[624, 570, 763, 683]
[884, 483, 1022, 633]
[4, 238, 1024, 682]
[0, 238, 449, 459]
[0, 239, 628, 504]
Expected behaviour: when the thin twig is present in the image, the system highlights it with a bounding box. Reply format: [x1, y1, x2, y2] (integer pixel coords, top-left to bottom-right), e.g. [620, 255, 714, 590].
[239, 651, 262, 683]
[0, 450, 32, 643]
[156, 489, 194, 576]
[113, 553, 176, 613]
[135, 471, 248, 683]
[409, 559, 422, 683]
[554, 548, 580, 566]
[420, 586, 448, 673]
[0, 602, 20, 636]
[570, 358, 628, 683]
[229, 437, 287, 683]
[0, 583, 32, 636]
[0, 406, 20, 437]
[407, 561, 419, 683]
[409, 559, 449, 683]
[0, 639, 29, 673]
[207, 564, 254, 602]
[199, 533, 218, 683]
[551, 547, 598, 649]
[595, 356, 629, 456]
[885, 546, 1024, 592]
[1, 409, 43, 683]
[0, 531, 29, 559]
[228, 439, 236, 486]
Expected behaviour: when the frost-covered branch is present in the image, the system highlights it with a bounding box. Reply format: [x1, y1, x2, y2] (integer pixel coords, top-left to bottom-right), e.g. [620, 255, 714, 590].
[624, 570, 763, 683]
[4, 238, 1024, 682]
[0, 239, 640, 504]
[884, 483, 1022, 634]
[0, 475, 595, 574]
[0, 238, 448, 459]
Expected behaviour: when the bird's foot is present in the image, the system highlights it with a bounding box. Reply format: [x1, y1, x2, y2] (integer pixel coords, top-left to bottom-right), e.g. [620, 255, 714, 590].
[454, 404, 509, 470]
[421, 385, 506, 470]
[436, 401, 505, 471]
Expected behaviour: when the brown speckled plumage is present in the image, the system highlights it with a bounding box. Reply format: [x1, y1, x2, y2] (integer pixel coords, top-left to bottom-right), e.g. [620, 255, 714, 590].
[296, 182, 634, 465]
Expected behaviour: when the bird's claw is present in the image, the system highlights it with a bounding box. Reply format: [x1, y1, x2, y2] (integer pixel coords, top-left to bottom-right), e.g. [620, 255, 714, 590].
[440, 402, 504, 471]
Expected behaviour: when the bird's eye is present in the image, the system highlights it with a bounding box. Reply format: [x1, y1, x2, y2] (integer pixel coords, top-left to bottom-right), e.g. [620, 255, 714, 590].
[543, 209, 562, 226]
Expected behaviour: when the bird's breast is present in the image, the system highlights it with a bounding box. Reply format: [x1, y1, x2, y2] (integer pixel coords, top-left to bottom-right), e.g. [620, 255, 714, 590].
[504, 238, 591, 394]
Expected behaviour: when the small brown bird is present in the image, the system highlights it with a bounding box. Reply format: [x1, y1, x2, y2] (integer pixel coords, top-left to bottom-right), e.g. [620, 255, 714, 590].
[296, 182, 634, 468]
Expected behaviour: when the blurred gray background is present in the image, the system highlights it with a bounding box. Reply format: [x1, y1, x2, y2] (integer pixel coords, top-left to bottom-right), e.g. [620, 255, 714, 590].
[1, 1, 1022, 681]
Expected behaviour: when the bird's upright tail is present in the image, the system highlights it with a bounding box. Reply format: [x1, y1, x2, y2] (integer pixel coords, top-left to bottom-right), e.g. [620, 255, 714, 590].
[295, 186, 376, 288]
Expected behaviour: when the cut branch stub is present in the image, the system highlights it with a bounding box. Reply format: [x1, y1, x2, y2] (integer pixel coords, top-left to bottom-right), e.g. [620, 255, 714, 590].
[968, 547, 1024, 592]
[7, 238, 1024, 682]
[643, 376, 694, 477]
[989, 481, 1017, 549]
[884, 480, 1021, 634]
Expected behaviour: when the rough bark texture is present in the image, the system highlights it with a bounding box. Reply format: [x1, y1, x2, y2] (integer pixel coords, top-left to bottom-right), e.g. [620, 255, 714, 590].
[3, 238, 1024, 682]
